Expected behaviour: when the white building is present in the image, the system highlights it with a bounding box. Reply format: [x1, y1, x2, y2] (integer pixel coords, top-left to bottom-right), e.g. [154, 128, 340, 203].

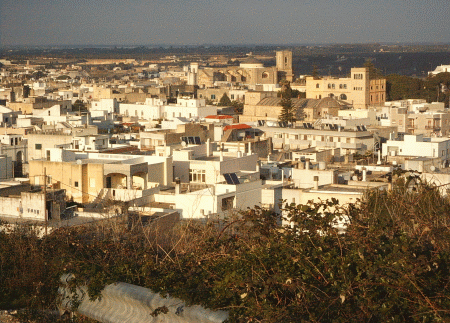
[429, 65, 450, 76]
[382, 134, 450, 162]
[119, 97, 218, 122]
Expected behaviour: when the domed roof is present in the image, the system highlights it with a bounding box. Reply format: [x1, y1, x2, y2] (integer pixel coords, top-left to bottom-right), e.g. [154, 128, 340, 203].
[240, 56, 264, 68]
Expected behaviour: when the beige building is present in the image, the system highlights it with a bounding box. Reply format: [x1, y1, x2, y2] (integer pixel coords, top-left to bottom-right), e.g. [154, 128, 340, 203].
[240, 91, 350, 123]
[29, 151, 171, 204]
[305, 67, 386, 109]
[8, 97, 72, 115]
[195, 50, 293, 88]
[382, 106, 450, 137]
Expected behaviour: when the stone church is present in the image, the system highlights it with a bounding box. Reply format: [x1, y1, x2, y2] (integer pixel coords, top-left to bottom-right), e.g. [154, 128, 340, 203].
[192, 50, 294, 88]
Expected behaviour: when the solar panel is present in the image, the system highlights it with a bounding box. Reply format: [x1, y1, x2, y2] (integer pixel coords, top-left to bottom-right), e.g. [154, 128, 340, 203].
[362, 125, 367, 131]
[194, 136, 201, 144]
[188, 137, 195, 144]
[356, 126, 362, 132]
[230, 173, 240, 185]
[223, 173, 234, 185]
[181, 136, 188, 144]
[303, 123, 307, 128]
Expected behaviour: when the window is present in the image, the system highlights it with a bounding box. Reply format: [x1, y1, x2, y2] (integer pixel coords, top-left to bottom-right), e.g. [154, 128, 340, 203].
[316, 83, 320, 88]
[189, 169, 206, 183]
[340, 94, 347, 100]
[211, 94, 216, 100]
[222, 196, 235, 211]
[74, 181, 79, 187]
[354, 73, 363, 79]
[230, 94, 235, 100]
[35, 143, 42, 150]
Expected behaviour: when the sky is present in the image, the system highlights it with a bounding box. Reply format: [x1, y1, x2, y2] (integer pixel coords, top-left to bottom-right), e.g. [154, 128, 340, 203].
[1, 0, 449, 47]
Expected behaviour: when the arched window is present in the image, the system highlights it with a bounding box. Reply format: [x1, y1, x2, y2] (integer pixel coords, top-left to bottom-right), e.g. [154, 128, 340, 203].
[316, 83, 320, 88]
[340, 94, 347, 100]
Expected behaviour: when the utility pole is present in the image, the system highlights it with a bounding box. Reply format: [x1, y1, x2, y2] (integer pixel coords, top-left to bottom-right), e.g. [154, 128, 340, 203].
[44, 167, 47, 235]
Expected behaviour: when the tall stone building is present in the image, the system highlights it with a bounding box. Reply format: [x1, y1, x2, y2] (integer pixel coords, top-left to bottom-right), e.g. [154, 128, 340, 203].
[305, 67, 386, 109]
[276, 50, 294, 82]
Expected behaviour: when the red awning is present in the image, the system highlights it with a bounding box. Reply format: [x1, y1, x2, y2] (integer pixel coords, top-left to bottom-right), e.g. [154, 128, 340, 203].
[205, 115, 233, 119]
[223, 124, 252, 131]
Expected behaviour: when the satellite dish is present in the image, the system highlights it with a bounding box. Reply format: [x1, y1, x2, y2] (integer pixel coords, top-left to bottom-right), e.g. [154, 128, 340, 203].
[430, 166, 436, 172]
[181, 141, 187, 147]
[283, 144, 290, 151]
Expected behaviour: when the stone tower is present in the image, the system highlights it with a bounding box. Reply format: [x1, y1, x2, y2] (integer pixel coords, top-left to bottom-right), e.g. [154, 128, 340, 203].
[276, 50, 294, 82]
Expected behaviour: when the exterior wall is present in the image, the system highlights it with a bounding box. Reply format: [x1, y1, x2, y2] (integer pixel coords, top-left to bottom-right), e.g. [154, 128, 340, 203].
[382, 135, 450, 161]
[197, 89, 230, 102]
[276, 50, 294, 82]
[305, 67, 380, 109]
[338, 109, 378, 125]
[163, 105, 217, 120]
[119, 103, 162, 120]
[0, 155, 13, 179]
[261, 126, 374, 154]
[90, 99, 118, 113]
[26, 134, 74, 160]
[369, 79, 386, 106]
[197, 66, 278, 88]
[291, 168, 337, 189]
[147, 162, 166, 186]
[29, 160, 104, 203]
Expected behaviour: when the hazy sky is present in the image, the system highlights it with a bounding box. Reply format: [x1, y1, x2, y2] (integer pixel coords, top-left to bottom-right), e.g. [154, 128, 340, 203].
[1, 0, 449, 46]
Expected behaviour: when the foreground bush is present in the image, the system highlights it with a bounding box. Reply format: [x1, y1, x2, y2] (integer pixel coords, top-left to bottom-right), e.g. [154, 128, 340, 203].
[1, 179, 450, 322]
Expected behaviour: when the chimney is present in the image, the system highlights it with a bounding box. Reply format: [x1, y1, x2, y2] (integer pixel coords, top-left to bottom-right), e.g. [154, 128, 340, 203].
[175, 177, 181, 195]
[362, 167, 367, 182]
[313, 176, 319, 190]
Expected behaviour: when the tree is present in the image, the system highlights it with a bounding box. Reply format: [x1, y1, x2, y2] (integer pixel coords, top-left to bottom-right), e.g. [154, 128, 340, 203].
[364, 59, 383, 79]
[3, 180, 450, 321]
[218, 93, 232, 106]
[312, 64, 319, 79]
[231, 100, 244, 114]
[278, 81, 296, 124]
